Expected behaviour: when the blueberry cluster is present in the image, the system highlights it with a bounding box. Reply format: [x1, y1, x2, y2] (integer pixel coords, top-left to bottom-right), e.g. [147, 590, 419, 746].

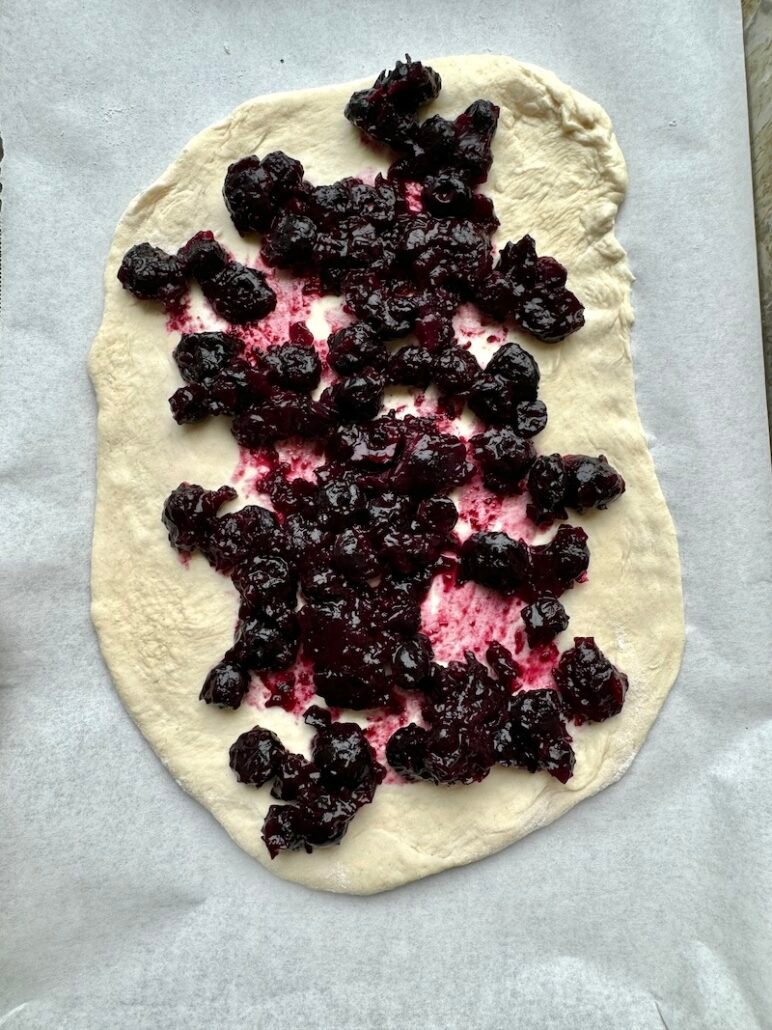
[119, 231, 276, 324]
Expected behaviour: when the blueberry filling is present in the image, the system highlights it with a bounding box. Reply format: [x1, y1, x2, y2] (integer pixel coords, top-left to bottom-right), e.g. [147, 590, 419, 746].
[124, 58, 632, 857]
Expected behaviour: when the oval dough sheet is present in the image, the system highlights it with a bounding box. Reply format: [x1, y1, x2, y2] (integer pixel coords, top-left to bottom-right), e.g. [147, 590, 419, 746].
[90, 55, 684, 894]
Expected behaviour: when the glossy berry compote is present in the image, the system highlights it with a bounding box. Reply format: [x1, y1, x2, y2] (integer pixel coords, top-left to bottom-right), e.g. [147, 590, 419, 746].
[223, 151, 306, 234]
[345, 55, 442, 149]
[127, 56, 635, 862]
[118, 243, 186, 304]
[475, 235, 585, 342]
[527, 452, 625, 523]
[230, 706, 385, 856]
[553, 638, 628, 724]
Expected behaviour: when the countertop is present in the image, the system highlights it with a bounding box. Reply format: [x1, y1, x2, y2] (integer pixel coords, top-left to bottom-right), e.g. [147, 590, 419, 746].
[743, 0, 771, 416]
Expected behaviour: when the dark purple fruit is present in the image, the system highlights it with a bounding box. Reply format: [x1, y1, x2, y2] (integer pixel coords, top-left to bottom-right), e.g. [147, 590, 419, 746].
[521, 595, 569, 648]
[229, 726, 286, 786]
[177, 232, 230, 281]
[173, 331, 240, 385]
[563, 454, 626, 511]
[161, 482, 236, 553]
[527, 453, 569, 523]
[264, 342, 322, 392]
[223, 151, 304, 234]
[459, 531, 529, 594]
[554, 637, 628, 723]
[200, 658, 249, 709]
[117, 243, 186, 304]
[200, 261, 277, 324]
[327, 322, 387, 375]
[471, 426, 536, 492]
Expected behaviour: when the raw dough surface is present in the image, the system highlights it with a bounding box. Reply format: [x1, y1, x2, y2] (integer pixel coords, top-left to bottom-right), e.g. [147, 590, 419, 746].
[89, 55, 684, 894]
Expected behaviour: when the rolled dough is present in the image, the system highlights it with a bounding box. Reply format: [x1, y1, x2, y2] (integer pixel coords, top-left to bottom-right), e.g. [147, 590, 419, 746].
[89, 55, 684, 894]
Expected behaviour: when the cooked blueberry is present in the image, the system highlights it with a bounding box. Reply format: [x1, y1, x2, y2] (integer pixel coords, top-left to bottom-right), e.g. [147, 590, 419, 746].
[205, 358, 270, 416]
[349, 179, 401, 227]
[378, 525, 444, 575]
[232, 555, 297, 608]
[518, 284, 585, 342]
[459, 531, 529, 594]
[173, 331, 240, 385]
[417, 653, 509, 784]
[387, 344, 434, 387]
[201, 504, 283, 571]
[388, 420, 472, 495]
[168, 382, 211, 424]
[161, 482, 236, 552]
[327, 369, 385, 422]
[267, 473, 319, 519]
[527, 453, 569, 523]
[513, 399, 548, 438]
[494, 689, 575, 783]
[452, 99, 500, 183]
[389, 113, 456, 180]
[308, 180, 353, 224]
[223, 151, 304, 234]
[200, 658, 248, 708]
[231, 391, 324, 447]
[332, 529, 379, 580]
[392, 634, 433, 689]
[344, 56, 441, 148]
[342, 266, 419, 337]
[521, 595, 569, 648]
[476, 235, 584, 342]
[229, 726, 285, 786]
[433, 344, 481, 394]
[562, 454, 625, 511]
[284, 515, 332, 564]
[270, 751, 319, 801]
[471, 426, 536, 492]
[486, 341, 540, 399]
[177, 232, 230, 281]
[267, 782, 372, 853]
[467, 374, 518, 424]
[554, 637, 628, 723]
[312, 721, 381, 790]
[201, 261, 277, 324]
[485, 640, 521, 687]
[469, 193, 500, 233]
[386, 723, 429, 778]
[422, 172, 473, 217]
[405, 216, 493, 290]
[312, 216, 382, 290]
[233, 607, 299, 671]
[265, 342, 322, 392]
[316, 476, 368, 530]
[303, 704, 333, 731]
[314, 660, 393, 710]
[117, 243, 186, 304]
[262, 804, 302, 856]
[262, 211, 317, 268]
[414, 309, 456, 351]
[327, 322, 387, 375]
[527, 524, 590, 596]
[415, 495, 458, 534]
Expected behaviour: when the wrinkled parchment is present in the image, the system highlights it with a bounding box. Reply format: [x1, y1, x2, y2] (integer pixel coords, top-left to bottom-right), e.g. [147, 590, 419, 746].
[0, 1, 770, 1027]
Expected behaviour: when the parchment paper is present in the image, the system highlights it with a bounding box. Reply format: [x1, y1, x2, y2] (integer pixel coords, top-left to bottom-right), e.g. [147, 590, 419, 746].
[1, 1, 770, 1027]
